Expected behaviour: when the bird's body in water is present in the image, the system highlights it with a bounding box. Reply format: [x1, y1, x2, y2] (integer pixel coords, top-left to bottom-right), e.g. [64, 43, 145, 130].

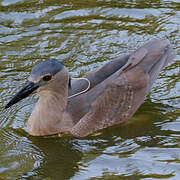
[6, 39, 175, 137]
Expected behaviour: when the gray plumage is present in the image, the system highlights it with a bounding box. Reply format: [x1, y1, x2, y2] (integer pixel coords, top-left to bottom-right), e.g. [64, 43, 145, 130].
[6, 39, 176, 137]
[31, 60, 64, 79]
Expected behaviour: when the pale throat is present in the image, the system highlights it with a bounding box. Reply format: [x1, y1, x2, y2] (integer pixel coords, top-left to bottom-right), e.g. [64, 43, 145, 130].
[27, 73, 73, 136]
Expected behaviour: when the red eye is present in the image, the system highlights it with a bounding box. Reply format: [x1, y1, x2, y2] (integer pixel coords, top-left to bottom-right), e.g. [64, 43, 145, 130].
[42, 74, 52, 81]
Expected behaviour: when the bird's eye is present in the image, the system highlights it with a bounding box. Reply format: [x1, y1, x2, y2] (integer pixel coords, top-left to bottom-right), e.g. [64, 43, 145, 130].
[42, 74, 52, 81]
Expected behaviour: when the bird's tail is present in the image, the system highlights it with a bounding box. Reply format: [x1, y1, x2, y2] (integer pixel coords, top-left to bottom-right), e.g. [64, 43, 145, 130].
[124, 39, 176, 92]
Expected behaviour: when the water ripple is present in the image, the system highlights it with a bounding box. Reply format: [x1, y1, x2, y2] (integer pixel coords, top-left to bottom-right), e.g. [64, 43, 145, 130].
[0, 0, 179, 179]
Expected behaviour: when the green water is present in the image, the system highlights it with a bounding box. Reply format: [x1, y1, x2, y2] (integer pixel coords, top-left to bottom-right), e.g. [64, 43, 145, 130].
[0, 0, 180, 179]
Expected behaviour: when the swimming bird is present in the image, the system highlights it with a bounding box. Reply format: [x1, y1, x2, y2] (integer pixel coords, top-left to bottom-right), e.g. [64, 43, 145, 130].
[5, 39, 175, 137]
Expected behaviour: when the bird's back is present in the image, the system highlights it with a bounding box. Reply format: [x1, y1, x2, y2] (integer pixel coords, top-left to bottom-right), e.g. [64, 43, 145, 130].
[67, 39, 175, 134]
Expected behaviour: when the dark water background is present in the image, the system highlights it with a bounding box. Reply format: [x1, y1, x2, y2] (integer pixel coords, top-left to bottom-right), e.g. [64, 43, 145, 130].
[0, 0, 179, 179]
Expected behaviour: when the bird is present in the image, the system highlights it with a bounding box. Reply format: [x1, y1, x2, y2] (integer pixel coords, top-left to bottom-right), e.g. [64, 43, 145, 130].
[5, 39, 175, 137]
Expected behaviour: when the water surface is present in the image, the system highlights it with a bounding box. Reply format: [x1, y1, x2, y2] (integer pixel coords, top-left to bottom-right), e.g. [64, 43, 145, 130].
[0, 0, 180, 179]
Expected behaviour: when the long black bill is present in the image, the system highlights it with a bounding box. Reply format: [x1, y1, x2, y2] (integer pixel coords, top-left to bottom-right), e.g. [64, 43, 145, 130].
[5, 82, 39, 109]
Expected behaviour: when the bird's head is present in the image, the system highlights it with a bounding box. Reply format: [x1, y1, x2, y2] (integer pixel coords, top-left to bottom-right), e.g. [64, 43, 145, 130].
[5, 60, 69, 108]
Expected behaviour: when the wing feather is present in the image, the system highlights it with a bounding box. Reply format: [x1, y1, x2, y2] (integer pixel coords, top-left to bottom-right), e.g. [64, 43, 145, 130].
[71, 66, 149, 137]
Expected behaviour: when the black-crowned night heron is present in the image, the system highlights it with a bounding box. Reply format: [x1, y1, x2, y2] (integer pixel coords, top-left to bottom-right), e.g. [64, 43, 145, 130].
[5, 40, 175, 137]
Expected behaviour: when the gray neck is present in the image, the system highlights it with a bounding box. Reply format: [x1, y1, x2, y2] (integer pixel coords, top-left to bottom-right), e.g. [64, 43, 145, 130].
[27, 68, 74, 136]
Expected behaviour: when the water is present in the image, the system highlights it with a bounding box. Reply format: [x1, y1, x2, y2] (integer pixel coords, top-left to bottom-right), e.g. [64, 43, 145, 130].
[0, 0, 179, 179]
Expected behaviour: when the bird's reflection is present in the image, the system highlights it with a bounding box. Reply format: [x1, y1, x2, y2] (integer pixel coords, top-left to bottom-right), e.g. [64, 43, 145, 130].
[72, 98, 175, 149]
[16, 98, 175, 180]
[97, 98, 175, 139]
[20, 135, 82, 180]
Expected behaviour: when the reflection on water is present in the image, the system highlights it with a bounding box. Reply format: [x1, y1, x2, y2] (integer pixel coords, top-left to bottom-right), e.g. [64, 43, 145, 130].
[0, 0, 179, 179]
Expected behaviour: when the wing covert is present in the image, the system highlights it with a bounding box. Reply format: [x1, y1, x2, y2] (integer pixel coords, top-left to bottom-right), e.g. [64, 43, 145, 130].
[71, 66, 149, 137]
